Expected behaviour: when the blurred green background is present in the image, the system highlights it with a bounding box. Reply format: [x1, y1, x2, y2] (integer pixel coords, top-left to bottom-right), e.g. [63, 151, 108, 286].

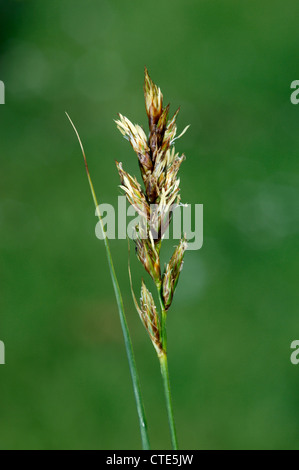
[1, 0, 299, 450]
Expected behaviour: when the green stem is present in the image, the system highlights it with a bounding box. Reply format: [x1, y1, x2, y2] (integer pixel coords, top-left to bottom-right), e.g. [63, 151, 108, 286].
[67, 113, 150, 450]
[157, 285, 178, 450]
[159, 351, 178, 450]
[101, 234, 150, 449]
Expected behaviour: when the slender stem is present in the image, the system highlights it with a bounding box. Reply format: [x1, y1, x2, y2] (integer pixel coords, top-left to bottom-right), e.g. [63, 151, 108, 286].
[156, 284, 178, 450]
[66, 113, 150, 450]
[157, 287, 167, 351]
[159, 351, 178, 450]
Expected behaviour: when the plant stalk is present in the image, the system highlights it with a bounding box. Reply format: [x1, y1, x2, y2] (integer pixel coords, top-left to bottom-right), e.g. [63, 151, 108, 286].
[66, 113, 150, 450]
[159, 351, 178, 450]
[157, 285, 178, 450]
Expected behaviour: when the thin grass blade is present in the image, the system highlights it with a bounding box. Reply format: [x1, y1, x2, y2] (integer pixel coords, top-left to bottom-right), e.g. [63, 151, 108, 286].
[66, 112, 150, 450]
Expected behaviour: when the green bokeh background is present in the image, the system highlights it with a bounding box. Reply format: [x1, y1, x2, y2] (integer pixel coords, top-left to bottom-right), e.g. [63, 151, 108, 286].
[1, 0, 299, 450]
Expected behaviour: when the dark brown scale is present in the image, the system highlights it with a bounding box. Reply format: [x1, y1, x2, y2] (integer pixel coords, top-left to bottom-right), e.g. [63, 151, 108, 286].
[145, 174, 158, 204]
[149, 130, 158, 161]
[156, 104, 170, 144]
[148, 114, 159, 133]
[138, 151, 153, 171]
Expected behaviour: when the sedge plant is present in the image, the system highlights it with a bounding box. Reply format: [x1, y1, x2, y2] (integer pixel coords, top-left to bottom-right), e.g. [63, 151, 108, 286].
[67, 68, 189, 450]
[115, 68, 189, 449]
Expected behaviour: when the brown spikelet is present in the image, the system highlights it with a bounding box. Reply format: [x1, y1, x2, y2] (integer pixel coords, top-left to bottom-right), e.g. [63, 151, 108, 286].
[162, 236, 188, 310]
[144, 66, 163, 131]
[140, 280, 162, 354]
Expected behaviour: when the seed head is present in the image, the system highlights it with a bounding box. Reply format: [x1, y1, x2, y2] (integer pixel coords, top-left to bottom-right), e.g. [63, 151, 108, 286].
[116, 68, 190, 342]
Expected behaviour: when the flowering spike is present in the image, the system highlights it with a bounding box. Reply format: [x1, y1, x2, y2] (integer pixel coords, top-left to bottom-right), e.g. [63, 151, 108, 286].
[116, 67, 189, 345]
